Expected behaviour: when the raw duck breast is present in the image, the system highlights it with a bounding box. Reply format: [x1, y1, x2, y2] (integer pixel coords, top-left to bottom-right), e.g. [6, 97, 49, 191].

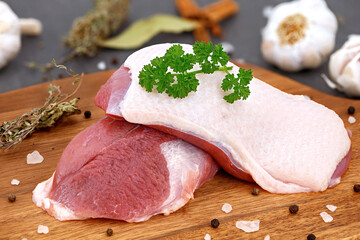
[95, 43, 352, 194]
[32, 117, 218, 222]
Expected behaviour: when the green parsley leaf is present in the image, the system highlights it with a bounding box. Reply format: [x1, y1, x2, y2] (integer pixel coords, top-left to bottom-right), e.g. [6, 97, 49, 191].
[138, 42, 253, 103]
[211, 44, 229, 66]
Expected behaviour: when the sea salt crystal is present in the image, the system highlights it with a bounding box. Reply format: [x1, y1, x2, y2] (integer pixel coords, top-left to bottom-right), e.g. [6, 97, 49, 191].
[27, 150, 44, 164]
[235, 58, 245, 64]
[326, 205, 337, 212]
[348, 116, 356, 124]
[221, 42, 235, 55]
[204, 233, 211, 240]
[11, 178, 20, 185]
[22, 238, 28, 240]
[222, 203, 232, 213]
[320, 212, 333, 223]
[235, 220, 260, 233]
[37, 225, 49, 234]
[97, 61, 106, 70]
[264, 235, 271, 240]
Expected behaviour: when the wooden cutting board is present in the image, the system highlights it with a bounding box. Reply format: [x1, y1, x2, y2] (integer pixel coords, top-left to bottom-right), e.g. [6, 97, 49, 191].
[1, 63, 359, 240]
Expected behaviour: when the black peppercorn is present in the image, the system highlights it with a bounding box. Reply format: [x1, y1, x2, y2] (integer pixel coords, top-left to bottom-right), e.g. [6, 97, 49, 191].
[348, 106, 355, 115]
[354, 184, 360, 192]
[251, 188, 260, 196]
[84, 110, 91, 119]
[106, 228, 113, 236]
[211, 218, 220, 228]
[307, 233, 316, 240]
[289, 204, 299, 214]
[8, 193, 16, 202]
[58, 73, 66, 79]
[111, 57, 119, 66]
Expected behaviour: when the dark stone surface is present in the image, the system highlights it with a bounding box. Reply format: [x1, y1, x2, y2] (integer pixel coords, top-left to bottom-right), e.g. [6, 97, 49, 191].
[0, 0, 359, 98]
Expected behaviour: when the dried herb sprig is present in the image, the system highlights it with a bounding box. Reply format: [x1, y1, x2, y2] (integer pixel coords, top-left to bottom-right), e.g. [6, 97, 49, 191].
[64, 0, 131, 57]
[25, 0, 130, 73]
[0, 60, 83, 150]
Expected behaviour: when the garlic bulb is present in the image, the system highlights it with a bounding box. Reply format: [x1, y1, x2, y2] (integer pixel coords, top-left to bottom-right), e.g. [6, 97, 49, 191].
[329, 35, 360, 97]
[0, 1, 42, 69]
[0, 1, 21, 69]
[261, 0, 337, 72]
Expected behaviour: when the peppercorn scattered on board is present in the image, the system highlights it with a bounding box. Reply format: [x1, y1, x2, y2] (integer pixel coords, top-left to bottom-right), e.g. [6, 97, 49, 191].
[1, 63, 359, 239]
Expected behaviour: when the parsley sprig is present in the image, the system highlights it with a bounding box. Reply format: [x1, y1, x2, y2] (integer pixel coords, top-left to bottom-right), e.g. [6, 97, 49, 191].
[139, 42, 253, 103]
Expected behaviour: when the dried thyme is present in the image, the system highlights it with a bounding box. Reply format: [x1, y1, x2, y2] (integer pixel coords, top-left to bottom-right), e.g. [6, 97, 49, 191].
[64, 0, 131, 57]
[0, 60, 83, 150]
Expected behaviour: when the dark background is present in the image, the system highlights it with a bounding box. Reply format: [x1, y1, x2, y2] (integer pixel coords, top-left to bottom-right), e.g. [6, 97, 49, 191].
[1, 0, 359, 97]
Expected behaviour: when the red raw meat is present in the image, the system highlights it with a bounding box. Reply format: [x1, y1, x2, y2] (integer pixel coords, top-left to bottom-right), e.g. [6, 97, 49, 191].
[33, 117, 218, 222]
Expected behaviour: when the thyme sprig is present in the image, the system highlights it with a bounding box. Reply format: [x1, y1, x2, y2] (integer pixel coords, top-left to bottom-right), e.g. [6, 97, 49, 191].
[64, 0, 130, 57]
[25, 0, 130, 73]
[0, 60, 83, 150]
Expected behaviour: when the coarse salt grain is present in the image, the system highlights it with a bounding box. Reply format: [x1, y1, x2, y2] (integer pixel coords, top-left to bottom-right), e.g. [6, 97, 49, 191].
[264, 235, 271, 240]
[235, 58, 245, 64]
[97, 61, 106, 70]
[320, 212, 333, 223]
[326, 205, 337, 212]
[348, 116, 356, 124]
[22, 238, 28, 240]
[27, 150, 44, 164]
[222, 203, 232, 213]
[37, 225, 49, 234]
[235, 220, 260, 233]
[204, 233, 211, 240]
[11, 178, 20, 185]
[220, 42, 235, 55]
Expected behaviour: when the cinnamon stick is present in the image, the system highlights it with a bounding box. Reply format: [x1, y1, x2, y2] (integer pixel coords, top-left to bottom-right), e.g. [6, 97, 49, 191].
[175, 0, 201, 18]
[193, 23, 211, 43]
[203, 0, 239, 22]
[174, 0, 240, 41]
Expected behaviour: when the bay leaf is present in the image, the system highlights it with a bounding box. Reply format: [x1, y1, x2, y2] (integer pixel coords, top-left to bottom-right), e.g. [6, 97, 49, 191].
[100, 14, 198, 50]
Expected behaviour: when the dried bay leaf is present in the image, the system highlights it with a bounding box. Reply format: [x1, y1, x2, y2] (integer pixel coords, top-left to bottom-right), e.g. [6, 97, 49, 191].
[100, 14, 198, 50]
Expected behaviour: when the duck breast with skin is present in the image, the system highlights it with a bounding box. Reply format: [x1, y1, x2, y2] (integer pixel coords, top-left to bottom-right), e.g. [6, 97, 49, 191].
[95, 43, 351, 194]
[32, 117, 218, 222]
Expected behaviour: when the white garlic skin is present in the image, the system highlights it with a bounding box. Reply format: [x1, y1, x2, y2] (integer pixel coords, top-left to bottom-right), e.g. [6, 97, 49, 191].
[329, 35, 360, 97]
[261, 0, 337, 72]
[0, 1, 21, 69]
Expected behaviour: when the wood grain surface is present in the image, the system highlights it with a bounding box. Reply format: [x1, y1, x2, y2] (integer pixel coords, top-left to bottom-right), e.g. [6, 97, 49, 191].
[1, 63, 359, 240]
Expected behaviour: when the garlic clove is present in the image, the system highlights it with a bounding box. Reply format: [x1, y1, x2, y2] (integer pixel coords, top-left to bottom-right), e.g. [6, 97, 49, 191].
[19, 18, 43, 36]
[0, 1, 42, 69]
[329, 35, 360, 97]
[0, 2, 21, 69]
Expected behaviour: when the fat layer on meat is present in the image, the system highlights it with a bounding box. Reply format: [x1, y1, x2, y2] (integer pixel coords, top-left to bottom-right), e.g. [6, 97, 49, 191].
[116, 43, 351, 193]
